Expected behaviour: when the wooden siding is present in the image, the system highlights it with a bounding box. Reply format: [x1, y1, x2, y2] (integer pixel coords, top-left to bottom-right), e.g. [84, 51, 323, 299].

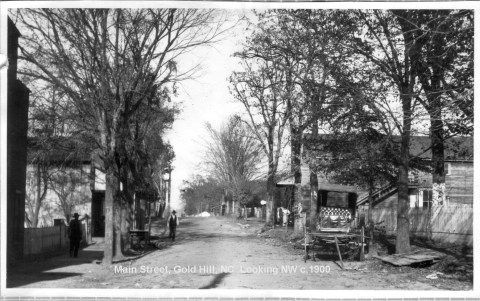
[357, 205, 473, 246]
[314, 161, 472, 207]
[445, 162, 473, 205]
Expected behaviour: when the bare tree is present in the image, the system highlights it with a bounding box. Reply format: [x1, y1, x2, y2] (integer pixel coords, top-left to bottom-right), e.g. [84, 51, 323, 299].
[15, 8, 227, 263]
[230, 56, 288, 225]
[25, 84, 71, 227]
[25, 163, 50, 227]
[203, 116, 265, 215]
[49, 166, 90, 221]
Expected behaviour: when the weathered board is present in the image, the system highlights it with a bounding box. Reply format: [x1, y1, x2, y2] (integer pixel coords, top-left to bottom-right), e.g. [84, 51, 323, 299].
[374, 250, 446, 266]
[362, 205, 474, 246]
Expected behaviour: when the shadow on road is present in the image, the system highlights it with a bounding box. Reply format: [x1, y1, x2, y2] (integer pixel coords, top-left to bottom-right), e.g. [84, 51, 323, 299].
[199, 272, 229, 289]
[8, 217, 260, 288]
[7, 248, 104, 288]
[113, 249, 158, 264]
[8, 272, 83, 287]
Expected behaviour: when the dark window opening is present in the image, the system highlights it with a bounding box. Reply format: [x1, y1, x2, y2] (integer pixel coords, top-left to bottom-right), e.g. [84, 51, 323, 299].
[326, 192, 349, 208]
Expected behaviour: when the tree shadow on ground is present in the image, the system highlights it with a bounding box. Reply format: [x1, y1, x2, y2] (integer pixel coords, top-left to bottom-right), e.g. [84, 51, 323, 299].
[199, 273, 229, 289]
[410, 237, 472, 261]
[375, 234, 472, 262]
[8, 217, 255, 288]
[7, 248, 104, 288]
[113, 248, 157, 264]
[8, 272, 83, 288]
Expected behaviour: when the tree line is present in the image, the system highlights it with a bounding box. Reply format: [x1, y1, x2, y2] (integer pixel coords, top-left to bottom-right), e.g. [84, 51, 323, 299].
[229, 9, 473, 254]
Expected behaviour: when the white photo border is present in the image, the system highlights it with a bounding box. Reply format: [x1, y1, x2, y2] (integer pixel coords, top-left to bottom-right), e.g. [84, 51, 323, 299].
[1, 1, 478, 299]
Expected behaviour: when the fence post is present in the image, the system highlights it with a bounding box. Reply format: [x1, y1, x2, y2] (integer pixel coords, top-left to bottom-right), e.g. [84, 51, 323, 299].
[84, 214, 91, 244]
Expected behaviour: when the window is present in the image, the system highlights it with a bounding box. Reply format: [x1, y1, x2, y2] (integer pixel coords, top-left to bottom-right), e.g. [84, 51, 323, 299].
[408, 171, 418, 184]
[423, 190, 432, 208]
[445, 163, 452, 176]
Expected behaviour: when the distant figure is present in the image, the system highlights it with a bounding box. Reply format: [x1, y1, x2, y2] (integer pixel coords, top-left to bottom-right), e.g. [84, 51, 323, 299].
[282, 207, 291, 227]
[167, 210, 179, 241]
[68, 213, 83, 258]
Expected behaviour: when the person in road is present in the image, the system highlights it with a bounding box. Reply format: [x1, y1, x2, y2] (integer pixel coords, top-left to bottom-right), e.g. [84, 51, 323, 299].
[167, 210, 179, 241]
[68, 213, 83, 258]
[282, 207, 291, 227]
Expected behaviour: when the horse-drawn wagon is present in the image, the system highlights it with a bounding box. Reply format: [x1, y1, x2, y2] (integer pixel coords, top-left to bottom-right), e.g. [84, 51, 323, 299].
[304, 188, 367, 268]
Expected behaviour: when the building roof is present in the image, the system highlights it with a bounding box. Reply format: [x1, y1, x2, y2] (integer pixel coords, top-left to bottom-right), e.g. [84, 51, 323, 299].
[304, 134, 473, 162]
[409, 136, 473, 162]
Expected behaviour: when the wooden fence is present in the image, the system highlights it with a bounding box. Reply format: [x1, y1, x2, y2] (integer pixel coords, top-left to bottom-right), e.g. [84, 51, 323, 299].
[358, 205, 473, 246]
[24, 224, 68, 257]
[24, 223, 89, 258]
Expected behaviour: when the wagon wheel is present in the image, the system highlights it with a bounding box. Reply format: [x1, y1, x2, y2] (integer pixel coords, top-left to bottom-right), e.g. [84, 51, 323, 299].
[342, 237, 359, 260]
[343, 227, 366, 261]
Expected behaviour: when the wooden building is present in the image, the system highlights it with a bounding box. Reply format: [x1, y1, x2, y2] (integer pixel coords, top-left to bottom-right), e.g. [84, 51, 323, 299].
[276, 134, 473, 231]
[7, 17, 30, 266]
[357, 136, 473, 210]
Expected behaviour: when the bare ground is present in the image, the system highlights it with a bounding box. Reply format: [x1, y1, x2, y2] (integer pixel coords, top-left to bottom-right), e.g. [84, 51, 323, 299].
[7, 216, 473, 290]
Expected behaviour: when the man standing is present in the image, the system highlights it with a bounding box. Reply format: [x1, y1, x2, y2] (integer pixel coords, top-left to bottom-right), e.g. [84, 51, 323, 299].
[68, 213, 82, 258]
[167, 210, 179, 241]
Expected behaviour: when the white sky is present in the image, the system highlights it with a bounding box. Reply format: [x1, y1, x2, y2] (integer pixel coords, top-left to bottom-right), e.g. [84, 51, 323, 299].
[166, 14, 247, 211]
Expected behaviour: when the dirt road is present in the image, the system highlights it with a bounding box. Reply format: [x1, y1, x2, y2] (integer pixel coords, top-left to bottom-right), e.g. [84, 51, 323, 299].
[7, 217, 471, 290]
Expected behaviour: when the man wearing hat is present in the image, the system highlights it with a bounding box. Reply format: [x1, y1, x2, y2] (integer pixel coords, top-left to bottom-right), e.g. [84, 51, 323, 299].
[166, 210, 179, 241]
[68, 213, 83, 258]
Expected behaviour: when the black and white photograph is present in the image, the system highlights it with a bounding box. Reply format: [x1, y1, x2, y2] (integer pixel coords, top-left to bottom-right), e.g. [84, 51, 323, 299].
[0, 1, 477, 299]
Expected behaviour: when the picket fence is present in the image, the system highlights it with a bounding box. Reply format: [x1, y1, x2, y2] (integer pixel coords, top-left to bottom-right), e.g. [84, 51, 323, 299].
[24, 223, 89, 258]
[359, 204, 473, 246]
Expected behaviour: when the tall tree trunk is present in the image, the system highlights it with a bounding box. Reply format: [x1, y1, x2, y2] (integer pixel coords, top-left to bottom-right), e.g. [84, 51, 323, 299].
[103, 166, 116, 264]
[309, 172, 318, 229]
[291, 127, 303, 234]
[309, 117, 319, 228]
[120, 181, 135, 251]
[366, 181, 377, 258]
[114, 198, 123, 259]
[33, 164, 42, 227]
[430, 109, 445, 205]
[266, 171, 275, 226]
[265, 143, 277, 226]
[33, 164, 48, 227]
[396, 93, 412, 254]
